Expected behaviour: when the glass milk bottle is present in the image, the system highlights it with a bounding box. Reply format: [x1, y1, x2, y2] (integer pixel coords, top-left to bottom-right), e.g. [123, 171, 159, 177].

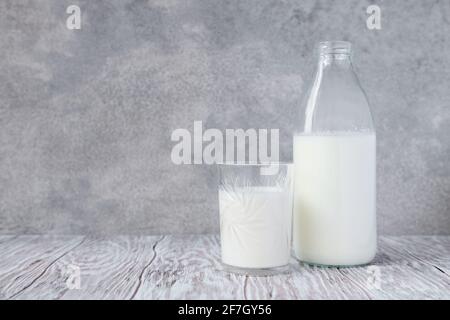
[293, 41, 376, 266]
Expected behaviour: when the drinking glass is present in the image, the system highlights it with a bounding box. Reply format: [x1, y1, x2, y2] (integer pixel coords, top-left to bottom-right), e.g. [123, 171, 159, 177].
[217, 163, 293, 275]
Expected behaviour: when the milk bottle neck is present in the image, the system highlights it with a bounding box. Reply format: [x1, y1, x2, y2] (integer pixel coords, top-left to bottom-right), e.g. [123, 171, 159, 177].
[319, 54, 352, 68]
[317, 41, 353, 71]
[301, 41, 374, 134]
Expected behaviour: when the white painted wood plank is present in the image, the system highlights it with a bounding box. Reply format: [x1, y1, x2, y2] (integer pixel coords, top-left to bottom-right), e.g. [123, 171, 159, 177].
[244, 262, 375, 300]
[0, 235, 19, 245]
[0, 235, 85, 299]
[1, 235, 449, 300]
[285, 237, 450, 300]
[133, 235, 450, 300]
[370, 237, 450, 299]
[10, 236, 162, 300]
[383, 236, 450, 275]
[133, 235, 247, 299]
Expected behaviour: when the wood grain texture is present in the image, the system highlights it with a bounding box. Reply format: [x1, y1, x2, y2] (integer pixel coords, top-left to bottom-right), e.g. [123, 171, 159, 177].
[0, 235, 85, 299]
[7, 236, 163, 300]
[0, 235, 448, 300]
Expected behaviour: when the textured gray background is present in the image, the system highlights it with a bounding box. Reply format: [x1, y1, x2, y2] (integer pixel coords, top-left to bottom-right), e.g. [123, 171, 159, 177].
[0, 0, 449, 235]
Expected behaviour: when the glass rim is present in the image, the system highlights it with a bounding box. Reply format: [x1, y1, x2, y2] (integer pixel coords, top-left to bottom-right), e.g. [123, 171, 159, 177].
[318, 40, 352, 55]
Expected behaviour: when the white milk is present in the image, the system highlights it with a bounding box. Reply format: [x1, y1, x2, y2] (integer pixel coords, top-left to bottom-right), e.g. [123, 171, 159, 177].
[219, 187, 292, 269]
[293, 132, 376, 266]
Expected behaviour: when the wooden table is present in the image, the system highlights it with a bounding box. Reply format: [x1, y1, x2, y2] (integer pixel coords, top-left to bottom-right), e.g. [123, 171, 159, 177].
[0, 235, 448, 300]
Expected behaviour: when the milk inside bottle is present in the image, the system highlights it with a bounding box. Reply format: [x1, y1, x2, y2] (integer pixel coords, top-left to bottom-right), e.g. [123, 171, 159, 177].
[293, 41, 377, 266]
[293, 132, 376, 266]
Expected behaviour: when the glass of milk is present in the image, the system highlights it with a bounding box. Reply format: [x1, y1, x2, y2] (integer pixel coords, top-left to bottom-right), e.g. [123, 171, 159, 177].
[218, 163, 293, 275]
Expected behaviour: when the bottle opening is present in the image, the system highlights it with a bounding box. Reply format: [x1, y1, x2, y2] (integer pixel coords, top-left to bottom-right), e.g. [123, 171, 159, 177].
[319, 41, 352, 56]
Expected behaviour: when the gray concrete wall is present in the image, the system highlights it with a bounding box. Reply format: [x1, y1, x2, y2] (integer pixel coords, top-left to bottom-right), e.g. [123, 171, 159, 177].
[0, 0, 449, 235]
